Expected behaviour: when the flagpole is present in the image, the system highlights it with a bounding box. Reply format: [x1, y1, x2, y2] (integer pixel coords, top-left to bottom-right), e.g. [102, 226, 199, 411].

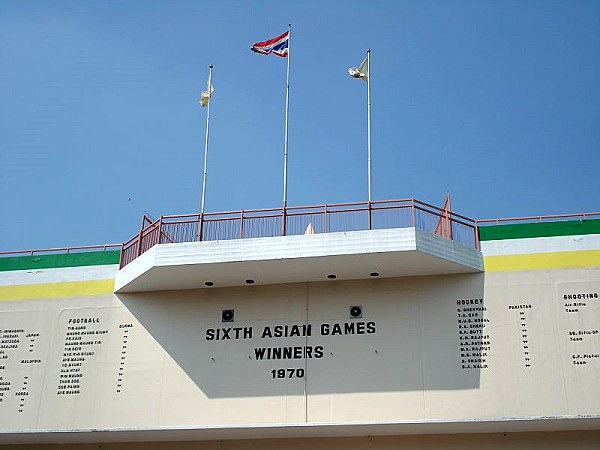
[282, 24, 291, 211]
[366, 49, 372, 203]
[201, 64, 213, 215]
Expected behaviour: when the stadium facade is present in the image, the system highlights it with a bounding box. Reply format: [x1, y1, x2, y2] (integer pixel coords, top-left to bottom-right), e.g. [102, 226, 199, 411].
[0, 199, 599, 449]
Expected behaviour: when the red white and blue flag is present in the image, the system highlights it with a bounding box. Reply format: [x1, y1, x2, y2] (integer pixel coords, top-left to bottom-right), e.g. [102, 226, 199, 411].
[251, 30, 289, 57]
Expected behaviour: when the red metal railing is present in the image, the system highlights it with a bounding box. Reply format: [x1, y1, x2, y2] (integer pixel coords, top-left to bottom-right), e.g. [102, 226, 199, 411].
[119, 198, 480, 269]
[0, 244, 121, 257]
[476, 211, 600, 225]
[4, 205, 597, 269]
[0, 214, 153, 260]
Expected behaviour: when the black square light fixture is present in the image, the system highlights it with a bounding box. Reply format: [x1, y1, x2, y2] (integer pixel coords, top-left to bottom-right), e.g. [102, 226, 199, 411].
[222, 309, 234, 323]
[349, 305, 363, 319]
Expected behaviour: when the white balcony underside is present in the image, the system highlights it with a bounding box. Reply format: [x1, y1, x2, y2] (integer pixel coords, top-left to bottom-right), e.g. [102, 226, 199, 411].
[114, 228, 483, 293]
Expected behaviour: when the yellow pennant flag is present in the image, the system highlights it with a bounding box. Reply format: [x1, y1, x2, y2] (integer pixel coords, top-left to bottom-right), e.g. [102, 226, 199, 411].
[199, 77, 214, 107]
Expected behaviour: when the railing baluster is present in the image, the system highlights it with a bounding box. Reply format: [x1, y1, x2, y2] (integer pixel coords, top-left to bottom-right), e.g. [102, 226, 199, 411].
[157, 216, 163, 245]
[239, 210, 244, 239]
[136, 229, 144, 257]
[199, 213, 204, 242]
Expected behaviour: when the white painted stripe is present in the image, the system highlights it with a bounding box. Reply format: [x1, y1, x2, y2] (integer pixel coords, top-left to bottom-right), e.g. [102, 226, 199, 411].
[481, 234, 600, 256]
[0, 265, 118, 287]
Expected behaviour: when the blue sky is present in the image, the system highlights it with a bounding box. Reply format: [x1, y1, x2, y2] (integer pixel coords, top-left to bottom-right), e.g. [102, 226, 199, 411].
[1, 0, 599, 251]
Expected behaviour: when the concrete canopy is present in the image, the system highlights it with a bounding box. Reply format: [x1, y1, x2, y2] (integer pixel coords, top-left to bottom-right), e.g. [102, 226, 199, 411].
[115, 228, 483, 293]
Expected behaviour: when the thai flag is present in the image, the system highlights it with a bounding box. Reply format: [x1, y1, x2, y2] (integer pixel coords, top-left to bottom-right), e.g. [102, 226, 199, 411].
[251, 30, 289, 57]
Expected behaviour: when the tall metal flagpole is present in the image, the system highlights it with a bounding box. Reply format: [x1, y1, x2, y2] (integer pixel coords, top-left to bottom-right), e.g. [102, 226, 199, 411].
[282, 24, 291, 210]
[367, 49, 372, 203]
[201, 64, 213, 215]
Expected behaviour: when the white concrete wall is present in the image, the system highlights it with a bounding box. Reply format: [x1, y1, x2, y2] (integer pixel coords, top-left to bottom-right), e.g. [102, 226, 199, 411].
[0, 270, 598, 434]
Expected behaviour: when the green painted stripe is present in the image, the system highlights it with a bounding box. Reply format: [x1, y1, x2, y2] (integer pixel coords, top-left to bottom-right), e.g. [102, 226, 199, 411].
[478, 219, 600, 241]
[0, 250, 121, 272]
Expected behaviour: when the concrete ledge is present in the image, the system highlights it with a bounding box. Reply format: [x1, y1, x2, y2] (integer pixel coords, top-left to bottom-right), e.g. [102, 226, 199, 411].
[1, 416, 598, 444]
[114, 228, 483, 293]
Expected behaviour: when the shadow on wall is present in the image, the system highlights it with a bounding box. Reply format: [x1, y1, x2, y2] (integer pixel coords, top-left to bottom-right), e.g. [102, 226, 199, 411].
[116, 273, 485, 399]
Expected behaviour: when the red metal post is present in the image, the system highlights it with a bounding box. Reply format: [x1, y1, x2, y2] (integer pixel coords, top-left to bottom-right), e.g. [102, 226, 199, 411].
[324, 205, 328, 233]
[239, 210, 244, 239]
[282, 207, 287, 236]
[157, 216, 163, 245]
[198, 213, 204, 242]
[136, 219, 145, 257]
[368, 201, 372, 230]
[118, 243, 124, 269]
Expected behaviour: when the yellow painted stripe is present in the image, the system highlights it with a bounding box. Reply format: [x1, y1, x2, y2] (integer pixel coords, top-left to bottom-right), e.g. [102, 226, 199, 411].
[0, 279, 115, 301]
[484, 250, 600, 272]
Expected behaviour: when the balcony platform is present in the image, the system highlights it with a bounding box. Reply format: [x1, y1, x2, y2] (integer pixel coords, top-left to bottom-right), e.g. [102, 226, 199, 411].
[114, 227, 483, 293]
